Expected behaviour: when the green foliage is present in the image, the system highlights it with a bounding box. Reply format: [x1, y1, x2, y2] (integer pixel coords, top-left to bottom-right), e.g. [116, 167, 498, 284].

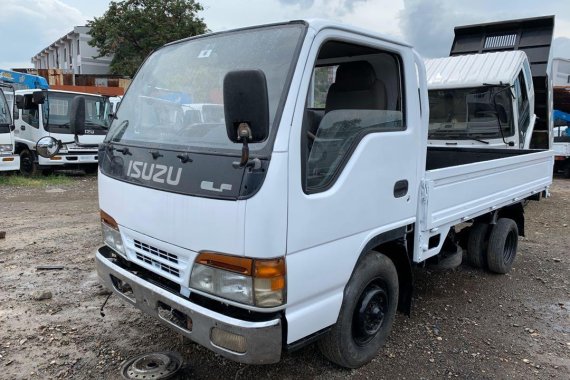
[87, 0, 208, 76]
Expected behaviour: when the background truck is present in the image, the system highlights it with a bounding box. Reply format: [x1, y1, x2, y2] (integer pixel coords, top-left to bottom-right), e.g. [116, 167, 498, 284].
[38, 19, 553, 369]
[14, 89, 111, 175]
[426, 16, 555, 150]
[551, 58, 570, 177]
[0, 84, 19, 172]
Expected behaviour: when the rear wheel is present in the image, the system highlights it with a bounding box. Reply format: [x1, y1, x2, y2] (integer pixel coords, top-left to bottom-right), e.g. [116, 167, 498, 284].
[318, 251, 398, 368]
[467, 223, 490, 269]
[19, 149, 39, 176]
[487, 218, 518, 274]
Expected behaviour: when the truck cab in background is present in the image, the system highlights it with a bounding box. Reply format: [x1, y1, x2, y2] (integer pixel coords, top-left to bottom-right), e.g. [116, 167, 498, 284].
[427, 16, 555, 150]
[13, 89, 110, 175]
[427, 51, 535, 148]
[0, 84, 19, 172]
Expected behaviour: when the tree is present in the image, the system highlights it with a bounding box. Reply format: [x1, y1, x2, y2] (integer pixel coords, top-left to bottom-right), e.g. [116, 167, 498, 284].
[87, 0, 208, 76]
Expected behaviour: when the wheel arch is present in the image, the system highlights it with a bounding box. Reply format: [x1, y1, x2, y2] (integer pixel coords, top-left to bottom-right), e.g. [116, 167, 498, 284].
[473, 203, 525, 237]
[498, 203, 525, 237]
[352, 226, 414, 316]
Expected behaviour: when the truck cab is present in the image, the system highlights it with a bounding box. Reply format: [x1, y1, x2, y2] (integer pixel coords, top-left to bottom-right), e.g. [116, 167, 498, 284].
[426, 51, 536, 148]
[0, 85, 19, 171]
[14, 89, 110, 175]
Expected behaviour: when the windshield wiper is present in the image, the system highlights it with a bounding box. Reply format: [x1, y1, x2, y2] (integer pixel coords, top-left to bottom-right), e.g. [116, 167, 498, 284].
[466, 135, 490, 144]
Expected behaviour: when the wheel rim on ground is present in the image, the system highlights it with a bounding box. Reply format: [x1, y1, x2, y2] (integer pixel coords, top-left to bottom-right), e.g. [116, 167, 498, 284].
[120, 351, 183, 380]
[352, 281, 388, 346]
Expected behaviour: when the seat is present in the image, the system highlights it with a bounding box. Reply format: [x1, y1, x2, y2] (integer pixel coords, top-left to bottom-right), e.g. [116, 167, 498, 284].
[325, 61, 387, 113]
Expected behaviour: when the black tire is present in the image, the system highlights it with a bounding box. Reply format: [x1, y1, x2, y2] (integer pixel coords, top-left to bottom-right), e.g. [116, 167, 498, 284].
[84, 164, 99, 175]
[467, 223, 490, 269]
[487, 218, 518, 274]
[318, 251, 398, 368]
[19, 149, 39, 176]
[564, 162, 570, 179]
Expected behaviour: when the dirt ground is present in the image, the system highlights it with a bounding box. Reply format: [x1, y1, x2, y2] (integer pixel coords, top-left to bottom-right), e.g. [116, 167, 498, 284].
[0, 176, 569, 380]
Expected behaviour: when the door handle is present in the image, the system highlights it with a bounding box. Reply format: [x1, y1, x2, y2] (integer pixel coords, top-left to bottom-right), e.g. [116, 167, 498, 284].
[393, 180, 408, 198]
[20, 125, 26, 131]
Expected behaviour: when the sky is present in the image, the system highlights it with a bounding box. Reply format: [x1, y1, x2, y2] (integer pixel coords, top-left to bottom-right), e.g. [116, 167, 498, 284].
[2, 0, 570, 70]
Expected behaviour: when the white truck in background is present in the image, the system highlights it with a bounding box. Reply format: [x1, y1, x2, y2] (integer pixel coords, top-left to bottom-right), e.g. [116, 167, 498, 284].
[427, 16, 554, 151]
[37, 20, 553, 369]
[426, 51, 536, 148]
[14, 89, 111, 175]
[0, 84, 19, 171]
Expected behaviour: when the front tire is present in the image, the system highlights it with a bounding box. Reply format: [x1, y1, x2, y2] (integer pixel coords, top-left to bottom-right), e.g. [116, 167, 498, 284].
[318, 251, 398, 368]
[487, 218, 518, 274]
[19, 149, 39, 176]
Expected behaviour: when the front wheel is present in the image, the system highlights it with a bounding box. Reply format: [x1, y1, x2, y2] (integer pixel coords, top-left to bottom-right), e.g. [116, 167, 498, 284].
[19, 149, 39, 176]
[318, 251, 398, 368]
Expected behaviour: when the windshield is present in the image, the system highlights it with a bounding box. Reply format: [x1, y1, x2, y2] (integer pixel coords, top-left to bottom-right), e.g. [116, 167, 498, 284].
[105, 23, 305, 154]
[45, 92, 111, 134]
[428, 87, 513, 140]
[0, 88, 11, 132]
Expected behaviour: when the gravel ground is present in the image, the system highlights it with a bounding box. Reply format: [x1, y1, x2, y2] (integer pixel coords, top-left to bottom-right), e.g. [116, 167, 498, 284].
[0, 176, 568, 379]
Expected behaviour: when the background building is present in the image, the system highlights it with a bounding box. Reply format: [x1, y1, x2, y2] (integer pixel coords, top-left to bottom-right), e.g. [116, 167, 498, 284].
[31, 26, 112, 75]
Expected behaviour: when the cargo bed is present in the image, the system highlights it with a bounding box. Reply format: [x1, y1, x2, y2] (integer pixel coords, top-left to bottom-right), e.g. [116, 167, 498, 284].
[414, 147, 553, 262]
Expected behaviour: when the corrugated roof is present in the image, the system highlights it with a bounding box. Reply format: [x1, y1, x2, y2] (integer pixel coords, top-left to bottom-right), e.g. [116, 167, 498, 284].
[425, 51, 526, 89]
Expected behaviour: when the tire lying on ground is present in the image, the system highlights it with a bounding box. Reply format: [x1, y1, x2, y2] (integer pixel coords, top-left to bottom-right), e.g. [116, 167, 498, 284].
[486, 218, 518, 274]
[318, 251, 398, 368]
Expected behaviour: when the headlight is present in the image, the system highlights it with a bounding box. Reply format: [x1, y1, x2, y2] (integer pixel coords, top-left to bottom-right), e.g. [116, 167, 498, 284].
[190, 252, 286, 307]
[0, 144, 12, 154]
[100, 210, 126, 258]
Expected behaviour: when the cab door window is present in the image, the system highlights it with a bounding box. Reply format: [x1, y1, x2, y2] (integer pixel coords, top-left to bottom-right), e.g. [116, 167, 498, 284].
[21, 94, 40, 129]
[302, 40, 404, 193]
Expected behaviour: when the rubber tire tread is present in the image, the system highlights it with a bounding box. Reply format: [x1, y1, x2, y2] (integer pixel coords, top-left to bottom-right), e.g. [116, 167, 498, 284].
[467, 223, 490, 269]
[487, 218, 518, 274]
[318, 251, 398, 368]
[19, 149, 39, 177]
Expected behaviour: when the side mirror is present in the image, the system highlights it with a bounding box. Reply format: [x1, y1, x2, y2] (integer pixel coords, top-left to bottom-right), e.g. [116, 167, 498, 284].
[33, 91, 46, 105]
[13, 108, 19, 120]
[15, 95, 25, 109]
[36, 136, 61, 158]
[223, 69, 269, 144]
[70, 96, 86, 135]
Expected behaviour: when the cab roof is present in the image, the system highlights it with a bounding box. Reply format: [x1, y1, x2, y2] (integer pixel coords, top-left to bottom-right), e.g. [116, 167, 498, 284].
[425, 51, 527, 90]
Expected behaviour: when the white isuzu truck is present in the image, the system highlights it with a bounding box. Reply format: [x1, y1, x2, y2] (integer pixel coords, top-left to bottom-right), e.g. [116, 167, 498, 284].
[37, 20, 553, 368]
[0, 84, 19, 171]
[14, 89, 111, 175]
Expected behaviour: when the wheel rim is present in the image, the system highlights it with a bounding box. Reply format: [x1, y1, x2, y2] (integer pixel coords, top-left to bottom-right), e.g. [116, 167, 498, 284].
[503, 229, 517, 263]
[352, 281, 389, 345]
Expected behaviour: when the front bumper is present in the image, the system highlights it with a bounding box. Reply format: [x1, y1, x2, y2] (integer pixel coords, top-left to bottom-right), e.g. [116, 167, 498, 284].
[96, 247, 283, 364]
[38, 152, 98, 166]
[0, 155, 20, 171]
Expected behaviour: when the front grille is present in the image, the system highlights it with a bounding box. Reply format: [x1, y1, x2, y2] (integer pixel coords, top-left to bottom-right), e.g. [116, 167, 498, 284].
[135, 252, 180, 277]
[134, 240, 179, 264]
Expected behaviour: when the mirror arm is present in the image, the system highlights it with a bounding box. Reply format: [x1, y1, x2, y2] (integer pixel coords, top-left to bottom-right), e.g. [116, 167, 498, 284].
[233, 122, 253, 168]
